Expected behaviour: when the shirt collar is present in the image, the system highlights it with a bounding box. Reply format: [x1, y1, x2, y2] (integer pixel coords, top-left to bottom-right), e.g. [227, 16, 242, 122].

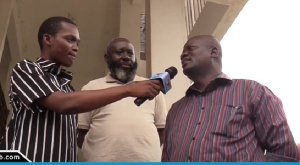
[35, 57, 73, 81]
[186, 72, 232, 96]
[105, 73, 142, 84]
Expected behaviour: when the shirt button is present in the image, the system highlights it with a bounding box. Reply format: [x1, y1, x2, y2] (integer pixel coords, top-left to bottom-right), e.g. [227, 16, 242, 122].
[197, 122, 201, 125]
[192, 137, 195, 140]
[201, 107, 205, 110]
[188, 156, 191, 160]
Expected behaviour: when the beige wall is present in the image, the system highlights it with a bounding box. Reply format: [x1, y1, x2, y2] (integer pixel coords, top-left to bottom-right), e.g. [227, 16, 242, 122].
[12, 0, 121, 91]
[0, 0, 13, 63]
[0, 0, 14, 112]
[188, 1, 229, 39]
[0, 38, 13, 125]
[207, 0, 248, 40]
[146, 0, 191, 109]
[0, 39, 10, 96]
[119, 0, 147, 77]
[192, 0, 248, 40]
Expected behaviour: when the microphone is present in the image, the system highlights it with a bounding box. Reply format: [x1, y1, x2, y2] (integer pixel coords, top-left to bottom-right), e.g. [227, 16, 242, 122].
[134, 66, 178, 106]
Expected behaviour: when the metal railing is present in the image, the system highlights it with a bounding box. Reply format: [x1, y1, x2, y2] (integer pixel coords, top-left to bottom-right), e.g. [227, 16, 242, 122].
[185, 0, 206, 35]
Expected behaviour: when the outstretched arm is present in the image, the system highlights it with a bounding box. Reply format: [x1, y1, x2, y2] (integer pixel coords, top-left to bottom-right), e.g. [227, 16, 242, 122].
[12, 61, 162, 114]
[35, 80, 162, 114]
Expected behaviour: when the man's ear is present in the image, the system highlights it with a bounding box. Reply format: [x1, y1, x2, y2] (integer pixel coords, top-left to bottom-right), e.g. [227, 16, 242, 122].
[211, 47, 219, 58]
[104, 53, 109, 62]
[43, 34, 52, 47]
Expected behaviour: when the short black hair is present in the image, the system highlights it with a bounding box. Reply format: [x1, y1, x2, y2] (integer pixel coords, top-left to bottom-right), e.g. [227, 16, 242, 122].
[37, 16, 76, 51]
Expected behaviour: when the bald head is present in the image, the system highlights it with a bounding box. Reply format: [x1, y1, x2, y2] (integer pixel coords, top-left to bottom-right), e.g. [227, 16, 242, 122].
[181, 35, 223, 81]
[189, 35, 222, 57]
[106, 37, 133, 55]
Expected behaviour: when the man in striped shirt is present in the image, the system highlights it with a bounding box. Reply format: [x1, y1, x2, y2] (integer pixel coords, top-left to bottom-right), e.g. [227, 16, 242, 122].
[0, 16, 162, 162]
[162, 35, 300, 162]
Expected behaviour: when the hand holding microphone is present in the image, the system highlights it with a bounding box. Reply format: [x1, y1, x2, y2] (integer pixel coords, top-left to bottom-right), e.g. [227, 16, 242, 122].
[125, 80, 162, 100]
[134, 66, 178, 106]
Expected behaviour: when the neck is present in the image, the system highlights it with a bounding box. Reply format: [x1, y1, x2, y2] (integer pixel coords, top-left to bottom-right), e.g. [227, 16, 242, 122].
[41, 53, 52, 62]
[191, 71, 221, 91]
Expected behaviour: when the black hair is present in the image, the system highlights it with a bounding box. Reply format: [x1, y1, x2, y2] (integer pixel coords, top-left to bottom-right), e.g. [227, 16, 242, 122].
[37, 16, 76, 51]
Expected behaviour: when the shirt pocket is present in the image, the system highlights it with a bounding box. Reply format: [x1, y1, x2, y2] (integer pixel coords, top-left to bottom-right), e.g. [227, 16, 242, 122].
[211, 104, 245, 138]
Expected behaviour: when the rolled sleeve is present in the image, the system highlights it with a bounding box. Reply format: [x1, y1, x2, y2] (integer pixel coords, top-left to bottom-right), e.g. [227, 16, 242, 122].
[78, 112, 92, 130]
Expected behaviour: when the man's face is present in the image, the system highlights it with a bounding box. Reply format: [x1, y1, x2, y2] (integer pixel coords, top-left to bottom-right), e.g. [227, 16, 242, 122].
[106, 40, 138, 83]
[47, 22, 80, 67]
[180, 37, 212, 77]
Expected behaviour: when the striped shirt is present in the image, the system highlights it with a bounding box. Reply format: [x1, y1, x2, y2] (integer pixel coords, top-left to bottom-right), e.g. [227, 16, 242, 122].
[162, 73, 299, 162]
[0, 57, 77, 162]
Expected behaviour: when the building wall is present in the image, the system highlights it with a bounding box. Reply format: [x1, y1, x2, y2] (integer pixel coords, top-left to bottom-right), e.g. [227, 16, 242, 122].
[146, 0, 191, 109]
[119, 0, 147, 77]
[11, 0, 121, 91]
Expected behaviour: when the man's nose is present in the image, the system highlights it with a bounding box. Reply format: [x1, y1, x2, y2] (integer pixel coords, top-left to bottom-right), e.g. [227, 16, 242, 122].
[180, 51, 188, 60]
[121, 53, 130, 60]
[72, 44, 79, 52]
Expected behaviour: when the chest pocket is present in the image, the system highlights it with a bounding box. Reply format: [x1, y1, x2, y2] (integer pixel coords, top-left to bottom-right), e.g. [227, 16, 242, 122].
[211, 104, 248, 138]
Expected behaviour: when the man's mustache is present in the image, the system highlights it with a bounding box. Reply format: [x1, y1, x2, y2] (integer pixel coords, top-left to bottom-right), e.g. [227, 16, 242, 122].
[118, 62, 133, 67]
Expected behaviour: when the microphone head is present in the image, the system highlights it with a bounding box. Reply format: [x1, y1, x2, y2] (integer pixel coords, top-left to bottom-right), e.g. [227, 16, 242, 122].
[165, 66, 178, 79]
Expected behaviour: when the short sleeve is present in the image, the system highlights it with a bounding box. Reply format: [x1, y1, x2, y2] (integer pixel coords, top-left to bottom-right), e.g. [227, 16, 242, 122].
[77, 84, 93, 130]
[153, 92, 167, 128]
[10, 60, 60, 109]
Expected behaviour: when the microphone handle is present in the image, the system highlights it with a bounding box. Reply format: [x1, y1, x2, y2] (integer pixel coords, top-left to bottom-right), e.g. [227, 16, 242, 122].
[134, 97, 147, 106]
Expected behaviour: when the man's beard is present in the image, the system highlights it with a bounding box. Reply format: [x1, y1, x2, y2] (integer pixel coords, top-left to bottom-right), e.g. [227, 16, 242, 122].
[107, 59, 138, 83]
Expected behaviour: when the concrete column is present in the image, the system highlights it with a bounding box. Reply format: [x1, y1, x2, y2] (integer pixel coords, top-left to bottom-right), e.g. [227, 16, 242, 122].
[119, 0, 146, 77]
[188, 1, 229, 39]
[146, 0, 191, 109]
[0, 0, 13, 62]
[2, 4, 23, 111]
[189, 0, 248, 40]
